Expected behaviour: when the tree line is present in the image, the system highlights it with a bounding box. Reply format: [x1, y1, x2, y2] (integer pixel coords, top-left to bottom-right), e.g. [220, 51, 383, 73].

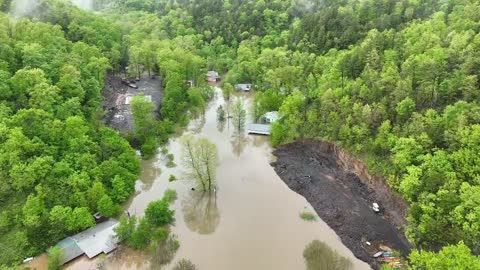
[0, 2, 138, 266]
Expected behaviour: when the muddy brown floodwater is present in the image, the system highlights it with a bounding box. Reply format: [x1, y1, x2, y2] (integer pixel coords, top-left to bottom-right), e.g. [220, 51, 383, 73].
[27, 87, 371, 270]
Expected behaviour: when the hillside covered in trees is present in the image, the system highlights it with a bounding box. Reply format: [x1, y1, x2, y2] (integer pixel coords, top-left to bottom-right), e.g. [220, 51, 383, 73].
[1, 0, 480, 269]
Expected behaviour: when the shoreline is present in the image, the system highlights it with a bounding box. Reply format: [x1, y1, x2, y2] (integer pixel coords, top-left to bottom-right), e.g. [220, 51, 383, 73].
[271, 140, 411, 269]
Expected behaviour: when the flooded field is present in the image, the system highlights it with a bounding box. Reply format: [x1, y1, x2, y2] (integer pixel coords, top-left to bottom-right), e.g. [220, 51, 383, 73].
[27, 87, 370, 270]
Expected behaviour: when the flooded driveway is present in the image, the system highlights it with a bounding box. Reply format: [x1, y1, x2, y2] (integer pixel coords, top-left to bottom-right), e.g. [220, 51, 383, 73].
[30, 87, 370, 270]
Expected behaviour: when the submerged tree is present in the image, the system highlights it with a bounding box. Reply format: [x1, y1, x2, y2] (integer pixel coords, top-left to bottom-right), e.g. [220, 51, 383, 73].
[173, 259, 198, 270]
[231, 98, 246, 133]
[217, 105, 225, 121]
[180, 134, 219, 192]
[221, 82, 234, 100]
[303, 240, 352, 270]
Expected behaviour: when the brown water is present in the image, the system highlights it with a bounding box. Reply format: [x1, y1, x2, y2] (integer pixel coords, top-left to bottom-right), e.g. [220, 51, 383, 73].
[27, 87, 370, 270]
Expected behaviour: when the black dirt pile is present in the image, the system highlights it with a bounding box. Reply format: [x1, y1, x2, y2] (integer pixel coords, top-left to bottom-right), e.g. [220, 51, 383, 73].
[271, 140, 411, 269]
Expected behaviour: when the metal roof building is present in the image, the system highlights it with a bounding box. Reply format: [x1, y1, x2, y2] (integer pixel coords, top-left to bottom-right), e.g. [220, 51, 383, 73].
[235, 83, 252, 91]
[247, 124, 271, 135]
[50, 219, 119, 265]
[52, 238, 83, 265]
[207, 71, 220, 82]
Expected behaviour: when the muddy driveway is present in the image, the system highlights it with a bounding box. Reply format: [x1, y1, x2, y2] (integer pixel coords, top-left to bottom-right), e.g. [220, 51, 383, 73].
[272, 140, 411, 269]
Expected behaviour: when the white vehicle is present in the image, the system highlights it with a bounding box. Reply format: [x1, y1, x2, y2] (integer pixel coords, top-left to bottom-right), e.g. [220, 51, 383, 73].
[372, 202, 380, 213]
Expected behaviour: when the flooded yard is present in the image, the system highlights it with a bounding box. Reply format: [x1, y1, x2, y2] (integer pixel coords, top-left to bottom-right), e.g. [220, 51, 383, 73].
[27, 87, 370, 270]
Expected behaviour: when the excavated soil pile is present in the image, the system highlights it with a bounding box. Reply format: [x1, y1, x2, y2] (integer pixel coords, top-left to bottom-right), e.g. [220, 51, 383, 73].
[271, 140, 411, 269]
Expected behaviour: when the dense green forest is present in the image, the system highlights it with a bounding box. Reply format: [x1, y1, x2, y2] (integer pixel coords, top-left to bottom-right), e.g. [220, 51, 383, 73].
[0, 2, 140, 264]
[1, 0, 480, 268]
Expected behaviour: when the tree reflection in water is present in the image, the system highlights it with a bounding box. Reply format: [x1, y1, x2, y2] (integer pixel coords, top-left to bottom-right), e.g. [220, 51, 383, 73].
[217, 116, 226, 133]
[182, 191, 220, 234]
[303, 240, 352, 270]
[231, 134, 249, 157]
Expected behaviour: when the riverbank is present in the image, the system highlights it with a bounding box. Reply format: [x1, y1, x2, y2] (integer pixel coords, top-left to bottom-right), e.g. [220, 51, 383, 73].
[271, 140, 411, 269]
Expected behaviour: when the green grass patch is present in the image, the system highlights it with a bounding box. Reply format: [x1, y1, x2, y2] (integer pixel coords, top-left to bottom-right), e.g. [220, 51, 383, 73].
[300, 211, 317, 221]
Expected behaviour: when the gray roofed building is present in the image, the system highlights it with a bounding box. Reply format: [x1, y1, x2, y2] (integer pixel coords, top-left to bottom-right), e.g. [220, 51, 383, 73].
[50, 238, 83, 265]
[50, 219, 119, 265]
[70, 219, 119, 258]
[247, 124, 271, 135]
[207, 71, 220, 82]
[235, 83, 252, 91]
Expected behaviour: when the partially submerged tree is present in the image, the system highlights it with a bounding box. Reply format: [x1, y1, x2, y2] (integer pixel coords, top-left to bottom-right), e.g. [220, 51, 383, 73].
[180, 134, 219, 192]
[173, 259, 198, 270]
[221, 82, 234, 100]
[231, 98, 246, 133]
[145, 199, 175, 226]
[217, 105, 225, 121]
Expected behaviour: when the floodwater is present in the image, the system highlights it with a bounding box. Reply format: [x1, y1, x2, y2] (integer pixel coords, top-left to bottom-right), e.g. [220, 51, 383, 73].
[26, 87, 370, 270]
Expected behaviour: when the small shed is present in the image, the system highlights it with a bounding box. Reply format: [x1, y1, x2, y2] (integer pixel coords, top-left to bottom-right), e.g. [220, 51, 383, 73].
[207, 71, 220, 82]
[262, 111, 279, 123]
[235, 84, 252, 92]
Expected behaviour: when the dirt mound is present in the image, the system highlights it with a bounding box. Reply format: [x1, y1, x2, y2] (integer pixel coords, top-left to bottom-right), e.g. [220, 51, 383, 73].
[271, 140, 411, 269]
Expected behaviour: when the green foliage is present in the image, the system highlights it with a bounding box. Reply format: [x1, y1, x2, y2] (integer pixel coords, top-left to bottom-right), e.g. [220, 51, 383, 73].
[252, 89, 284, 120]
[231, 98, 246, 133]
[221, 83, 234, 100]
[114, 215, 137, 242]
[97, 195, 120, 218]
[299, 211, 317, 222]
[169, 174, 177, 182]
[114, 190, 177, 252]
[408, 242, 480, 270]
[166, 153, 176, 168]
[145, 200, 175, 226]
[163, 189, 178, 204]
[47, 247, 64, 270]
[188, 88, 207, 115]
[128, 217, 152, 249]
[217, 105, 225, 121]
[303, 240, 352, 270]
[131, 95, 157, 158]
[2, 0, 480, 266]
[0, 5, 139, 266]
